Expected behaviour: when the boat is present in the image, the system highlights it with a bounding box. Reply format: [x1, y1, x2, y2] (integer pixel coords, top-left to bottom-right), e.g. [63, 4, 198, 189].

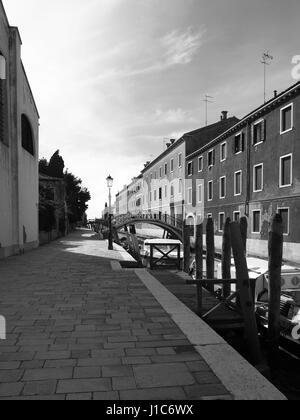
[140, 239, 184, 268]
[254, 269, 300, 356]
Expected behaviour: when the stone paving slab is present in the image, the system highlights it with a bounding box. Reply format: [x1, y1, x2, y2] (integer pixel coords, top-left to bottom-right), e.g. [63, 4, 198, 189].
[0, 230, 282, 400]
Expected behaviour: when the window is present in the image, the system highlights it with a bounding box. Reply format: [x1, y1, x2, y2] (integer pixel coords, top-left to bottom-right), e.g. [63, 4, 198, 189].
[21, 114, 34, 156]
[280, 154, 292, 187]
[281, 104, 293, 134]
[198, 156, 203, 172]
[164, 163, 168, 176]
[198, 184, 203, 203]
[208, 181, 213, 201]
[154, 190, 157, 201]
[208, 149, 215, 168]
[178, 153, 182, 168]
[253, 164, 263, 192]
[220, 142, 227, 162]
[165, 185, 168, 198]
[159, 167, 163, 178]
[171, 159, 174, 173]
[234, 171, 242, 196]
[188, 188, 193, 205]
[252, 119, 266, 145]
[234, 132, 245, 154]
[219, 176, 226, 199]
[278, 208, 289, 235]
[159, 188, 162, 200]
[252, 210, 261, 234]
[219, 213, 225, 232]
[170, 184, 175, 198]
[187, 161, 193, 176]
[233, 211, 240, 222]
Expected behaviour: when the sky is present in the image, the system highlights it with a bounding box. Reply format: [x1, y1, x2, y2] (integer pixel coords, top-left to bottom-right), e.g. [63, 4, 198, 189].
[3, 0, 300, 218]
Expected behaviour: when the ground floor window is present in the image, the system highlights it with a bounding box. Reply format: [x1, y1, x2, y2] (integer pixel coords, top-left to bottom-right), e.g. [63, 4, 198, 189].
[233, 211, 240, 222]
[278, 207, 289, 235]
[252, 210, 261, 234]
[218, 213, 225, 232]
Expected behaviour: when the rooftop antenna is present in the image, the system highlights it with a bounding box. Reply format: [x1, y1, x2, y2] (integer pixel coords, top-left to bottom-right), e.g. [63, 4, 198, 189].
[203, 95, 214, 126]
[261, 51, 273, 103]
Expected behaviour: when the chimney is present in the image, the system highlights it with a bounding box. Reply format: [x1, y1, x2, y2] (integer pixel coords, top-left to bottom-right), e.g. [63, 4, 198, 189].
[166, 143, 171, 149]
[274, 90, 278, 98]
[221, 111, 228, 121]
[170, 139, 176, 145]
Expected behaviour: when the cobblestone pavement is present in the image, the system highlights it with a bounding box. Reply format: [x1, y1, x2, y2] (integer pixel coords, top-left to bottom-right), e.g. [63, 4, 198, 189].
[0, 230, 232, 400]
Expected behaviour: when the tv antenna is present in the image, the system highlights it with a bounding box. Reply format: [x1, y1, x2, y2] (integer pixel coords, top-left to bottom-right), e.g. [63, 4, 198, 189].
[261, 51, 273, 103]
[203, 95, 214, 126]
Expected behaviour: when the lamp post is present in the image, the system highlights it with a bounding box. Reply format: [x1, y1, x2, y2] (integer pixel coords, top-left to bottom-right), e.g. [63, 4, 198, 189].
[106, 175, 114, 250]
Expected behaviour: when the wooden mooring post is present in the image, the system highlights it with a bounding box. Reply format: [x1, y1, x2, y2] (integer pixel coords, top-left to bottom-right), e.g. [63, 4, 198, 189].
[222, 218, 231, 298]
[183, 221, 191, 273]
[240, 217, 248, 255]
[230, 222, 262, 366]
[268, 214, 283, 356]
[195, 223, 203, 315]
[206, 217, 215, 293]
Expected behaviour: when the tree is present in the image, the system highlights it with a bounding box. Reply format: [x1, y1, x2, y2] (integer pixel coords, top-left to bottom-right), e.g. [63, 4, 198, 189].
[48, 150, 65, 178]
[38, 152, 91, 230]
[64, 172, 91, 225]
[39, 158, 49, 175]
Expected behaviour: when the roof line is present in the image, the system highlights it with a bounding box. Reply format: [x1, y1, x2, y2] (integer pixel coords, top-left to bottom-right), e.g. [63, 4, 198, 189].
[187, 80, 300, 159]
[21, 61, 40, 118]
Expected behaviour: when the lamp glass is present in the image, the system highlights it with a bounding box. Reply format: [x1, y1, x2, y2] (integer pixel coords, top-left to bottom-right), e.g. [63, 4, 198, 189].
[106, 175, 114, 188]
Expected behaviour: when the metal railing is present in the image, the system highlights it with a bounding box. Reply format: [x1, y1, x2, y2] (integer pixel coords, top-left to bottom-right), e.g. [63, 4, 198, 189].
[114, 212, 183, 231]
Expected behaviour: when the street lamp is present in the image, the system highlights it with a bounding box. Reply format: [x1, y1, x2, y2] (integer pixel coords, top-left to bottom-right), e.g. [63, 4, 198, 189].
[106, 175, 114, 250]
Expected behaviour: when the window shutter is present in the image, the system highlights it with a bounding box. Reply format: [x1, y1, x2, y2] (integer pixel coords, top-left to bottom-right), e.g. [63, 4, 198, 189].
[213, 149, 216, 165]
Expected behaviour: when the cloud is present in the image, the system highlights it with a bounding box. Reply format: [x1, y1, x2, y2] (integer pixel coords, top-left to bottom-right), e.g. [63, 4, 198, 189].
[162, 27, 206, 66]
[84, 27, 206, 85]
[155, 108, 196, 124]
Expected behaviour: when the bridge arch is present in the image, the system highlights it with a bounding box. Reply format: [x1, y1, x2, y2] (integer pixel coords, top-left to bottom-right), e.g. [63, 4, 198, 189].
[114, 215, 183, 242]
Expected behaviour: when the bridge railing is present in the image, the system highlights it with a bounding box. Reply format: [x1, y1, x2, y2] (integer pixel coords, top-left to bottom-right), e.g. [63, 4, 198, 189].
[114, 212, 183, 231]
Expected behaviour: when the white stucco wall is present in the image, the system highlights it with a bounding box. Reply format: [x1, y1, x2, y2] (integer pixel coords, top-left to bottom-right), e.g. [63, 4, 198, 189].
[0, 3, 39, 258]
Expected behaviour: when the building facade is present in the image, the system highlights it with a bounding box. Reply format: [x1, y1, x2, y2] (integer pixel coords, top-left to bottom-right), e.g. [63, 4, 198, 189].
[141, 115, 238, 223]
[0, 1, 39, 258]
[186, 82, 300, 263]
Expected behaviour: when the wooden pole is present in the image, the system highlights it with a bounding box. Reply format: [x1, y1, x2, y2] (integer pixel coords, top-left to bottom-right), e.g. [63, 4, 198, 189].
[195, 223, 203, 315]
[183, 221, 191, 273]
[240, 217, 248, 255]
[206, 217, 215, 293]
[230, 222, 262, 366]
[222, 218, 231, 298]
[268, 214, 283, 355]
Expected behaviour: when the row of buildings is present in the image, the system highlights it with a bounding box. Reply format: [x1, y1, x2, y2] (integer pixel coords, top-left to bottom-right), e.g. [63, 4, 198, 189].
[116, 81, 300, 264]
[0, 0, 39, 258]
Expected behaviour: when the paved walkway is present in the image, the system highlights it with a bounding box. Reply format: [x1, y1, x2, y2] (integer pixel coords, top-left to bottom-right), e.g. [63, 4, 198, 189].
[0, 230, 231, 400]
